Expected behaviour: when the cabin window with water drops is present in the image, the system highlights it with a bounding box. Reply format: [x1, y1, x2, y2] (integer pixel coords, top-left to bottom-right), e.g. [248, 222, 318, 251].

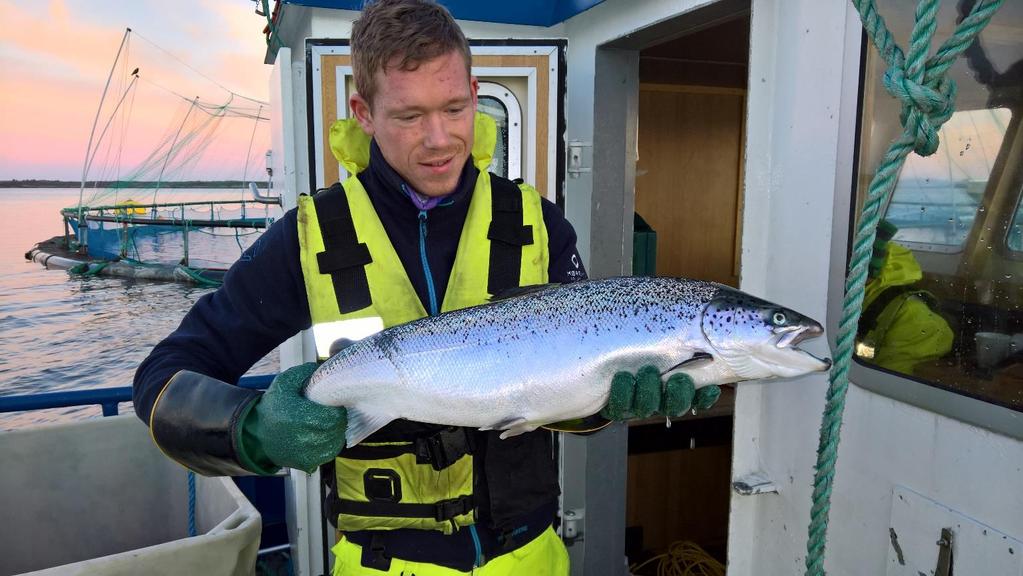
[852, 0, 1023, 414]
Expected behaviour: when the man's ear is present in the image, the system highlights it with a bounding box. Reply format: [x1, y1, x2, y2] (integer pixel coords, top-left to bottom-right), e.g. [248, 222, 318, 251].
[350, 93, 374, 136]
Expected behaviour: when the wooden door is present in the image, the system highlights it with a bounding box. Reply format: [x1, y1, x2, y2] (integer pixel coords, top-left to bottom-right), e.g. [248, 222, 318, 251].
[635, 84, 745, 286]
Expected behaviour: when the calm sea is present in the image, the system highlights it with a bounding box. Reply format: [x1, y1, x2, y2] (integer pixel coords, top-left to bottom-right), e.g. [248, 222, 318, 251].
[0, 188, 280, 430]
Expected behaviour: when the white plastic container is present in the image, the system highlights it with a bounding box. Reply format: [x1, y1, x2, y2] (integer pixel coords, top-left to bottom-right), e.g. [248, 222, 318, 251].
[0, 415, 261, 576]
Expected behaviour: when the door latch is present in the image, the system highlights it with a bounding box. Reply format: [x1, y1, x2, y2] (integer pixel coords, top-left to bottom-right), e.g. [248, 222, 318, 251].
[935, 526, 954, 576]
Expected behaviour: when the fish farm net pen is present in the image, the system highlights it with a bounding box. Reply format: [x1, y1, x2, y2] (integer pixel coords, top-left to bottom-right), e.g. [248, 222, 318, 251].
[804, 1, 1005, 574]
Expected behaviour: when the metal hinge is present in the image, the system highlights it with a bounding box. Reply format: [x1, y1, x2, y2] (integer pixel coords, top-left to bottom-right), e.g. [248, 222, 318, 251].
[732, 471, 779, 496]
[567, 140, 592, 178]
[562, 508, 585, 543]
[935, 527, 954, 576]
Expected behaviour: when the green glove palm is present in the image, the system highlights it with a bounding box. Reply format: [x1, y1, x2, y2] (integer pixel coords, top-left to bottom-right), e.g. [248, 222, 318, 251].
[238, 362, 348, 474]
[601, 365, 721, 420]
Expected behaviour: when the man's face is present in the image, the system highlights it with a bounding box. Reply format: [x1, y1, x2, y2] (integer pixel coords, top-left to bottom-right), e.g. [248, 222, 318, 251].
[351, 50, 478, 197]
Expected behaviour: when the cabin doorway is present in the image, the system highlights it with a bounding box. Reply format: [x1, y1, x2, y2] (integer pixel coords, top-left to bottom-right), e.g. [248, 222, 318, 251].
[592, 2, 751, 571]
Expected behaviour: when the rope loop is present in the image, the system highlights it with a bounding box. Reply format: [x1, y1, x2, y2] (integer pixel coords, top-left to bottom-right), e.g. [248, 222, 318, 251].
[882, 66, 956, 156]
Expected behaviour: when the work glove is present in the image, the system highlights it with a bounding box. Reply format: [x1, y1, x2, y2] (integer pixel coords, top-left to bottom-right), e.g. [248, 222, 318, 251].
[868, 220, 899, 279]
[237, 362, 348, 474]
[600, 365, 721, 421]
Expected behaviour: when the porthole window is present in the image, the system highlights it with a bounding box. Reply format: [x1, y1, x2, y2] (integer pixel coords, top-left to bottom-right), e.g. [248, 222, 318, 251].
[477, 82, 522, 180]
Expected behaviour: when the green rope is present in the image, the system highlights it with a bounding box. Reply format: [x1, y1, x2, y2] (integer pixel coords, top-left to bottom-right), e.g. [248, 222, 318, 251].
[804, 1, 1004, 574]
[68, 261, 111, 277]
[175, 265, 222, 288]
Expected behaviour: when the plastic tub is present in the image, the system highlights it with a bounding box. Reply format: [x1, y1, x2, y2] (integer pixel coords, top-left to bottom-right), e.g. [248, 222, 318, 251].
[0, 415, 260, 576]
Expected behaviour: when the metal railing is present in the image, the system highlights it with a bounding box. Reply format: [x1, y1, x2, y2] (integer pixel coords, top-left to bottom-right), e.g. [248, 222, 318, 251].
[0, 374, 275, 416]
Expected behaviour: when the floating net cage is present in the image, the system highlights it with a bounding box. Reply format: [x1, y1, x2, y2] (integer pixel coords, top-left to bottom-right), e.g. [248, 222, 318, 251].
[55, 29, 280, 284]
[62, 198, 274, 274]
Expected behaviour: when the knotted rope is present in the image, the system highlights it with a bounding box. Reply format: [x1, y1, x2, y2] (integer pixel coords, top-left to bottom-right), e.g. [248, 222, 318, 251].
[805, 1, 1004, 574]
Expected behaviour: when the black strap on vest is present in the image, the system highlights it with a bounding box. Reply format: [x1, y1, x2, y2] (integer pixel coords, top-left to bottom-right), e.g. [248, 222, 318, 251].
[487, 176, 535, 296]
[339, 494, 475, 521]
[342, 427, 476, 471]
[312, 183, 373, 313]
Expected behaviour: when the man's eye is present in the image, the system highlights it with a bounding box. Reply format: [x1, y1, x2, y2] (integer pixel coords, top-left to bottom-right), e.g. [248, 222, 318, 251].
[398, 114, 420, 122]
[446, 107, 465, 115]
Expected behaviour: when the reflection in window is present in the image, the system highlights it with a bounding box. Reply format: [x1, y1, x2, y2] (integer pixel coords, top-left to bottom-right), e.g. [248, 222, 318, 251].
[478, 95, 510, 178]
[477, 82, 522, 181]
[886, 109, 1011, 249]
[1006, 185, 1023, 252]
[854, 0, 1023, 413]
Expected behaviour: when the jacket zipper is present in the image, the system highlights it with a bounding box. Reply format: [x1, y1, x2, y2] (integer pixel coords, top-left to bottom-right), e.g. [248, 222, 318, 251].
[469, 524, 483, 568]
[418, 209, 439, 316]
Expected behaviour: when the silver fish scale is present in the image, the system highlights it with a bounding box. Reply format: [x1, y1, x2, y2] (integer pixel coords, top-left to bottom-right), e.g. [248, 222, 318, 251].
[306, 277, 724, 435]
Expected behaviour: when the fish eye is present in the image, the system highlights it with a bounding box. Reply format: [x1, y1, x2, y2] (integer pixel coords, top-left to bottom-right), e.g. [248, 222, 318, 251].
[772, 312, 787, 325]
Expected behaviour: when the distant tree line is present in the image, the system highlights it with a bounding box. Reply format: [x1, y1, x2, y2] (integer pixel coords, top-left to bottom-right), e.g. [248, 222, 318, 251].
[1, 179, 269, 189]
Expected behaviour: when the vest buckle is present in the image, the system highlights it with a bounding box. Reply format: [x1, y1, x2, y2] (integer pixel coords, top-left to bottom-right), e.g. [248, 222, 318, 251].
[434, 495, 474, 521]
[360, 532, 392, 571]
[415, 427, 475, 471]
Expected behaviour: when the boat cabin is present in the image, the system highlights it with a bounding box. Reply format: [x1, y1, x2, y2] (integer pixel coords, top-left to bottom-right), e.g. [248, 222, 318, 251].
[254, 0, 1023, 574]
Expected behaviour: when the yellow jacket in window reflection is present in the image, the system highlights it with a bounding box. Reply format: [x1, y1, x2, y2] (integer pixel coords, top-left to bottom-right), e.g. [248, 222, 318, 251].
[857, 243, 954, 374]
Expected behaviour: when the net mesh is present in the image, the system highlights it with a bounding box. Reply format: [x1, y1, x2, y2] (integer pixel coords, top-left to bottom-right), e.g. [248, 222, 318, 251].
[64, 30, 279, 273]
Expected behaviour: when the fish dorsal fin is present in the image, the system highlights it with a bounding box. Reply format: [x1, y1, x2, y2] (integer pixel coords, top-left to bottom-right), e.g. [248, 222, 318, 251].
[489, 283, 560, 302]
[344, 407, 396, 448]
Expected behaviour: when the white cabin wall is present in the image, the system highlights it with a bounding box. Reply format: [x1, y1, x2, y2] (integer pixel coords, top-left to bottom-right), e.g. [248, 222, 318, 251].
[726, 0, 850, 573]
[827, 388, 1023, 574]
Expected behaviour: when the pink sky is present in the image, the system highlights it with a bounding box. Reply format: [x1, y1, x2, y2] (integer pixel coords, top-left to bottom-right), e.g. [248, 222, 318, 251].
[0, 0, 272, 181]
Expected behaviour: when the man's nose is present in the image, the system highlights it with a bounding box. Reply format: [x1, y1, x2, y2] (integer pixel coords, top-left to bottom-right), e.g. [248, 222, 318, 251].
[422, 113, 451, 149]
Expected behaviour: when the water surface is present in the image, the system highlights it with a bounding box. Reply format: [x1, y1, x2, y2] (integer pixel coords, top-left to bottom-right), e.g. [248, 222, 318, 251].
[0, 188, 279, 429]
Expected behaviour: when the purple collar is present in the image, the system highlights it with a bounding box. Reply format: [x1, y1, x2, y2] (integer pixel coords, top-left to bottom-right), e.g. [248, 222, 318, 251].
[401, 183, 450, 211]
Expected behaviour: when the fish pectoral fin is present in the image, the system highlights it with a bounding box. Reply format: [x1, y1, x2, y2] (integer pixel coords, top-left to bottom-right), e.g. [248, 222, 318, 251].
[664, 352, 714, 375]
[344, 407, 396, 448]
[484, 417, 540, 440]
[542, 415, 612, 435]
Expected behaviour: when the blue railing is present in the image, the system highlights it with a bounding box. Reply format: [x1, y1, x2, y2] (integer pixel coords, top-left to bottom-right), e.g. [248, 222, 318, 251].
[0, 374, 275, 416]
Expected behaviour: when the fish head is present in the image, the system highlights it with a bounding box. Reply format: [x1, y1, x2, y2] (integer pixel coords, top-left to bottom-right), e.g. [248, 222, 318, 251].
[699, 288, 831, 382]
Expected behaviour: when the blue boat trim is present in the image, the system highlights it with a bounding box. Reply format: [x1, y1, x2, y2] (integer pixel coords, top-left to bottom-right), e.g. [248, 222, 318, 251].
[282, 0, 606, 27]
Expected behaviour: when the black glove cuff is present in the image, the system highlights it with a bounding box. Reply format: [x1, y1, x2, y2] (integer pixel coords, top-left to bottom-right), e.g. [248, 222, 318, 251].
[150, 370, 262, 476]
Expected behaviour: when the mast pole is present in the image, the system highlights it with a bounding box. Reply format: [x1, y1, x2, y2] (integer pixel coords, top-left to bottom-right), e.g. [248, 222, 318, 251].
[79, 28, 131, 212]
[76, 28, 130, 254]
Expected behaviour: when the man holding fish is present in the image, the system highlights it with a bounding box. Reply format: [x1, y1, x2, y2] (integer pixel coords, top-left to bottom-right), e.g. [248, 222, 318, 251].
[133, 1, 829, 573]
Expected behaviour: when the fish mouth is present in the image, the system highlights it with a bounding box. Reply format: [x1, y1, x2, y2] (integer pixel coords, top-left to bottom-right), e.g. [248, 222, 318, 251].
[773, 324, 831, 371]
[774, 323, 824, 348]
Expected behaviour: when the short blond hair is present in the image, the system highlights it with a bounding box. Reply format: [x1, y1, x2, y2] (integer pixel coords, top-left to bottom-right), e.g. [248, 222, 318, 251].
[351, 0, 472, 106]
